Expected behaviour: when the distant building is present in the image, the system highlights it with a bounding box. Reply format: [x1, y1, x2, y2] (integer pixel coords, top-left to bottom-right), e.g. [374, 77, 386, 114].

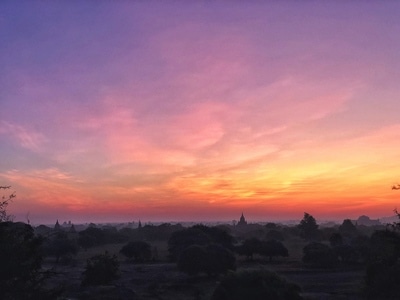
[356, 215, 381, 226]
[54, 219, 62, 231]
[69, 224, 76, 233]
[238, 213, 248, 226]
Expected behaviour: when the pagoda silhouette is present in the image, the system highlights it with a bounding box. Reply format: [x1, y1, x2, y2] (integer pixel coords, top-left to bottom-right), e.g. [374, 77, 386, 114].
[238, 212, 247, 226]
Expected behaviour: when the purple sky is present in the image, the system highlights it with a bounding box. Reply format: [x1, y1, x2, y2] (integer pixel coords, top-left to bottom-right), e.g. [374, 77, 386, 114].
[1, 1, 400, 224]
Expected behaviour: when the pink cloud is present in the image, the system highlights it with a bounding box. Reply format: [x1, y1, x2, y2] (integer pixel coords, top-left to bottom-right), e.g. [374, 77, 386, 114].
[0, 121, 46, 151]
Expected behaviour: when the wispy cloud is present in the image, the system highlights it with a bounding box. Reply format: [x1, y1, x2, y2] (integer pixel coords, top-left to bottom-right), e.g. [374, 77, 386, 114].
[0, 121, 46, 151]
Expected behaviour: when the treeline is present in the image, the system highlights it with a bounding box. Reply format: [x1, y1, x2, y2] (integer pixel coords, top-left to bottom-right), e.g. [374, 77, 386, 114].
[1, 209, 400, 299]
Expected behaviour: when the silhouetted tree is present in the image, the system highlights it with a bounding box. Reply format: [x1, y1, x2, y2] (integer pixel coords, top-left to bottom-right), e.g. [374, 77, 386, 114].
[211, 269, 303, 300]
[329, 232, 343, 247]
[78, 227, 106, 250]
[392, 208, 400, 230]
[364, 230, 400, 298]
[82, 252, 119, 286]
[337, 244, 358, 263]
[339, 219, 357, 237]
[192, 224, 235, 249]
[235, 237, 262, 260]
[0, 186, 15, 222]
[102, 226, 124, 244]
[265, 222, 278, 229]
[362, 201, 400, 298]
[364, 262, 400, 299]
[177, 245, 208, 276]
[259, 239, 289, 262]
[266, 229, 285, 241]
[120, 241, 151, 262]
[168, 227, 210, 261]
[329, 232, 360, 264]
[0, 186, 59, 299]
[178, 244, 235, 276]
[168, 224, 234, 262]
[368, 230, 400, 265]
[0, 222, 57, 299]
[298, 212, 319, 241]
[302, 242, 337, 268]
[205, 244, 236, 276]
[350, 234, 370, 263]
[42, 231, 78, 263]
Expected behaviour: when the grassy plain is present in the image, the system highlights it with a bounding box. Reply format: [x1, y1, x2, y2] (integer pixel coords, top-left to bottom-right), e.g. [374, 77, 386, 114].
[43, 233, 365, 300]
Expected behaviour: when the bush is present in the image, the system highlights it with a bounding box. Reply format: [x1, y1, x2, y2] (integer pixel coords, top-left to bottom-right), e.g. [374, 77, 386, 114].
[363, 230, 400, 299]
[364, 262, 400, 299]
[260, 239, 289, 262]
[339, 219, 357, 237]
[212, 269, 303, 300]
[235, 237, 262, 260]
[168, 228, 210, 261]
[298, 212, 319, 241]
[168, 225, 235, 261]
[42, 231, 78, 263]
[78, 227, 106, 250]
[368, 230, 400, 265]
[82, 252, 119, 286]
[329, 232, 343, 247]
[266, 229, 285, 241]
[302, 242, 337, 268]
[0, 222, 58, 299]
[120, 241, 151, 262]
[178, 244, 235, 276]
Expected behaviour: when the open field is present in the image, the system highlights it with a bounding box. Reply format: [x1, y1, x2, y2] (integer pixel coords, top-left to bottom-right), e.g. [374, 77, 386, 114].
[43, 237, 365, 300]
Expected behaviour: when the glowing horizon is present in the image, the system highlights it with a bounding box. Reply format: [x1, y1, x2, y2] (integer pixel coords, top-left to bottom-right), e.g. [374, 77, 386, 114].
[1, 2, 400, 225]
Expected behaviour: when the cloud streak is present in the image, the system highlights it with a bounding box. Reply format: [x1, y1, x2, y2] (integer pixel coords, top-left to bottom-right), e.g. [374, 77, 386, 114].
[1, 2, 400, 222]
[0, 121, 46, 152]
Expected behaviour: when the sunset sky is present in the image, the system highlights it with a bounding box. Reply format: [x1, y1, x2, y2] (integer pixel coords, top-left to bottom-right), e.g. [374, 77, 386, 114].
[1, 2, 400, 224]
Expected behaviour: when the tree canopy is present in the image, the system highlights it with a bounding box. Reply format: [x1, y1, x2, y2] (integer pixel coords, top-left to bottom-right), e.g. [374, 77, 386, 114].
[120, 241, 152, 262]
[298, 212, 319, 241]
[212, 270, 303, 300]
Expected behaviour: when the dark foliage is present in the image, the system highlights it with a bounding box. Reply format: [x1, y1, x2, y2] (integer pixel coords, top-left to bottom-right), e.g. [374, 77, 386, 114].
[211, 269, 303, 300]
[302, 242, 337, 268]
[177, 244, 235, 276]
[168, 225, 234, 261]
[259, 239, 289, 262]
[368, 230, 400, 265]
[236, 237, 288, 262]
[364, 262, 400, 299]
[177, 245, 208, 275]
[362, 211, 400, 299]
[350, 235, 370, 262]
[393, 209, 400, 230]
[168, 228, 210, 261]
[82, 252, 119, 286]
[266, 229, 285, 241]
[42, 231, 78, 263]
[120, 241, 152, 262]
[329, 232, 343, 247]
[333, 244, 358, 264]
[118, 223, 184, 242]
[191, 224, 235, 249]
[265, 222, 278, 229]
[0, 186, 15, 222]
[78, 227, 106, 250]
[329, 232, 367, 264]
[298, 212, 319, 241]
[235, 237, 262, 260]
[0, 222, 58, 299]
[339, 219, 357, 237]
[78, 226, 126, 250]
[102, 226, 125, 244]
